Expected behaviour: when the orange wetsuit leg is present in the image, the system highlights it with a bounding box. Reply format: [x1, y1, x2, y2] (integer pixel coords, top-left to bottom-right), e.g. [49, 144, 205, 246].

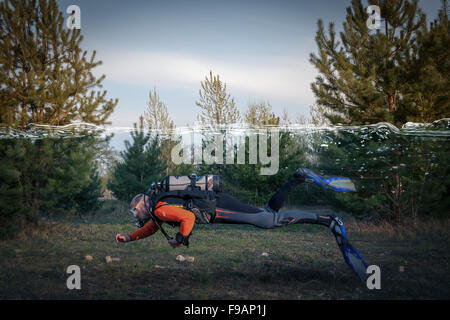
[154, 201, 195, 237]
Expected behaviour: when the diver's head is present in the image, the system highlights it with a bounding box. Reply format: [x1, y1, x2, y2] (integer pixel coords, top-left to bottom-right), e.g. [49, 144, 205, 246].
[129, 194, 150, 226]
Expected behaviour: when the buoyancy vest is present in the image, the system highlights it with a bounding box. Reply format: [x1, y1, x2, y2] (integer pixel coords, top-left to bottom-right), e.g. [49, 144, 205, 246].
[152, 190, 217, 224]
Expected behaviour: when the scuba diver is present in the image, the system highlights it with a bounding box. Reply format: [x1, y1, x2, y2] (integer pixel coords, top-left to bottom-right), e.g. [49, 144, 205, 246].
[115, 168, 368, 280]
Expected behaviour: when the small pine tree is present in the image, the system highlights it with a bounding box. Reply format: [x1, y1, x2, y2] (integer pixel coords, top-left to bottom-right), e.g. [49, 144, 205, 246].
[144, 88, 176, 175]
[196, 71, 240, 130]
[244, 102, 280, 127]
[0, 139, 27, 237]
[215, 103, 306, 206]
[144, 88, 175, 134]
[108, 117, 166, 202]
[37, 136, 105, 217]
[0, 134, 105, 227]
[74, 169, 103, 215]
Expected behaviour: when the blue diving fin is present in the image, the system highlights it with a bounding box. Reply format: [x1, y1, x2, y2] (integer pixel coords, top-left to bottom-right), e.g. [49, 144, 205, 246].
[302, 168, 357, 192]
[330, 216, 368, 281]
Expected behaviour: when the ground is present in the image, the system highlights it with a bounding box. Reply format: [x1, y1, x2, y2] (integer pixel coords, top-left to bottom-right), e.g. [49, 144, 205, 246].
[0, 200, 448, 299]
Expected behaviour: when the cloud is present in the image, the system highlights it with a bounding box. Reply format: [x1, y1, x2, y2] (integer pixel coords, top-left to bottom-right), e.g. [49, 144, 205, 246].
[96, 50, 317, 105]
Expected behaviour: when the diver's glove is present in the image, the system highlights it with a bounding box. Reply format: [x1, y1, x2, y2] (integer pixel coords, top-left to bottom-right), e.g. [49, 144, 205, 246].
[168, 238, 179, 248]
[115, 233, 131, 243]
[175, 232, 190, 247]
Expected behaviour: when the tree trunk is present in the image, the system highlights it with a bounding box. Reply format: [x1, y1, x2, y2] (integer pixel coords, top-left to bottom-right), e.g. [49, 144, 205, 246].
[388, 95, 395, 112]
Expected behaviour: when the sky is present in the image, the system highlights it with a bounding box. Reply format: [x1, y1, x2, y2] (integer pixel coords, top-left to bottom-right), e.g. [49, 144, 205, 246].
[56, 0, 444, 128]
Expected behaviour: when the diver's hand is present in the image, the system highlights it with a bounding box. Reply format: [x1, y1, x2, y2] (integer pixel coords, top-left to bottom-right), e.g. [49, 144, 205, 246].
[168, 238, 182, 248]
[115, 233, 130, 243]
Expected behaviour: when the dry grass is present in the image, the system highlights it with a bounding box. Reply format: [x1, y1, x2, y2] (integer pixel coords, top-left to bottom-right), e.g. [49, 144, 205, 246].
[1, 207, 449, 300]
[16, 220, 56, 240]
[20, 212, 449, 241]
[346, 218, 450, 239]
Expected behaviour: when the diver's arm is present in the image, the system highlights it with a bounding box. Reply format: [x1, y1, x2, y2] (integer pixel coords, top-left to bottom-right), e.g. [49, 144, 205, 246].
[115, 220, 161, 243]
[129, 220, 161, 241]
[154, 202, 195, 238]
[153, 202, 196, 248]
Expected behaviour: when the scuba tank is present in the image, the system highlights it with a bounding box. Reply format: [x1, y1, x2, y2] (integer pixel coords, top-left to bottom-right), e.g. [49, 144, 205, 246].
[159, 174, 222, 192]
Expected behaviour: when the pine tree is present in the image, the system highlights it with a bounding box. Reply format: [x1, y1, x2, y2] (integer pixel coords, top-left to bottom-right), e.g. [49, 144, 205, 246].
[310, 104, 331, 126]
[216, 103, 305, 206]
[0, 0, 117, 127]
[194, 71, 240, 178]
[311, 123, 450, 222]
[0, 0, 117, 230]
[144, 88, 174, 134]
[0, 133, 106, 227]
[40, 136, 104, 217]
[0, 138, 27, 237]
[74, 169, 103, 215]
[144, 88, 176, 175]
[244, 102, 279, 127]
[196, 71, 240, 130]
[402, 0, 449, 122]
[108, 116, 166, 202]
[310, 0, 426, 126]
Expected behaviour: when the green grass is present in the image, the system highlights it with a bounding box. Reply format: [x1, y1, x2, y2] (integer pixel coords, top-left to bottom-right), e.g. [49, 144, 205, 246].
[0, 200, 449, 299]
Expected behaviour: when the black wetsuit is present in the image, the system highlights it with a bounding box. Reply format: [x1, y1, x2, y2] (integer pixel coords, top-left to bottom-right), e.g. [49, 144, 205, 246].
[162, 176, 332, 229]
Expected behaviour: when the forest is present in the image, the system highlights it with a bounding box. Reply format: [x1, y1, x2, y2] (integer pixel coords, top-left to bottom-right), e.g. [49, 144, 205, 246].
[1, 1, 448, 237]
